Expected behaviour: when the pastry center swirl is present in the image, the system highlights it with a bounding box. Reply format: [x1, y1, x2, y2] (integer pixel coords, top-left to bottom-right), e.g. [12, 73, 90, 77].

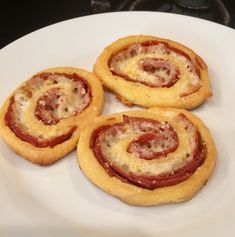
[109, 40, 200, 90]
[137, 57, 180, 87]
[127, 119, 178, 160]
[4, 72, 91, 147]
[34, 73, 91, 125]
[90, 114, 206, 190]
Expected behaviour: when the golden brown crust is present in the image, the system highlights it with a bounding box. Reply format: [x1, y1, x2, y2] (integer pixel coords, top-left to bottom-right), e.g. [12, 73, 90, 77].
[77, 108, 216, 206]
[115, 95, 134, 107]
[0, 67, 104, 165]
[93, 35, 211, 109]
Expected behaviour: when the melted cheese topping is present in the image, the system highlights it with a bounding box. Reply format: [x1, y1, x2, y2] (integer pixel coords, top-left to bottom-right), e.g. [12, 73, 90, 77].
[11, 73, 90, 139]
[109, 43, 201, 95]
[99, 113, 197, 177]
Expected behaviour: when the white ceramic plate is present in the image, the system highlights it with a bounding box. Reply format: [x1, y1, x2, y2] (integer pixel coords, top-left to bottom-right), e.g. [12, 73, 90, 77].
[0, 12, 235, 237]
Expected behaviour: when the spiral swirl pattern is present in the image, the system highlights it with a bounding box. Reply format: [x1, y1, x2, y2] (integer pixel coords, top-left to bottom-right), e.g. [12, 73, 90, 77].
[90, 112, 205, 190]
[94, 35, 211, 109]
[0, 67, 104, 165]
[5, 72, 90, 148]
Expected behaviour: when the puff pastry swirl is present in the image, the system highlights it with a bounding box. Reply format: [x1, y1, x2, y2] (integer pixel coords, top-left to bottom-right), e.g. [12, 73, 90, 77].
[77, 108, 216, 206]
[94, 35, 211, 109]
[0, 67, 104, 165]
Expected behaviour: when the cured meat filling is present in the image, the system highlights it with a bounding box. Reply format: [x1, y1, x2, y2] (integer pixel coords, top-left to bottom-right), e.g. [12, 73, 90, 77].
[90, 114, 206, 189]
[109, 40, 201, 95]
[5, 72, 91, 147]
[34, 73, 91, 125]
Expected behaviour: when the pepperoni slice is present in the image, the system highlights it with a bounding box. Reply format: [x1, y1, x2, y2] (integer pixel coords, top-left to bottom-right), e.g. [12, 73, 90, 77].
[128, 131, 178, 160]
[34, 73, 91, 125]
[4, 72, 91, 148]
[138, 57, 180, 87]
[35, 88, 61, 125]
[109, 40, 200, 91]
[90, 114, 206, 190]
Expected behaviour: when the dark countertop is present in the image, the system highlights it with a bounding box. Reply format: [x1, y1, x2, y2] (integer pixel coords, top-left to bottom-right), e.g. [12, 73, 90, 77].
[0, 0, 234, 49]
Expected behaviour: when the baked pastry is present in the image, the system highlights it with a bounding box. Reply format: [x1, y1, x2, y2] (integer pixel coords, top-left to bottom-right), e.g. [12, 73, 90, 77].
[0, 67, 104, 165]
[77, 108, 216, 206]
[94, 35, 211, 109]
